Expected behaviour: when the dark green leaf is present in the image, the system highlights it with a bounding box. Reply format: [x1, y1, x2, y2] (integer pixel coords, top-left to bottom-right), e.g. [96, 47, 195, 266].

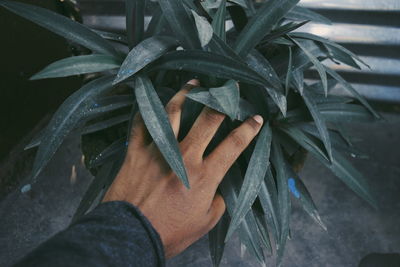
[114, 36, 179, 84]
[0, 0, 119, 57]
[92, 29, 128, 44]
[246, 49, 284, 91]
[225, 124, 272, 240]
[134, 75, 189, 188]
[286, 167, 327, 230]
[82, 114, 130, 135]
[287, 6, 332, 25]
[291, 69, 304, 95]
[290, 32, 369, 68]
[207, 34, 242, 61]
[328, 150, 377, 208]
[245, 50, 287, 115]
[279, 126, 377, 208]
[212, 0, 226, 41]
[86, 95, 134, 117]
[258, 20, 309, 46]
[234, 0, 299, 57]
[72, 156, 124, 222]
[30, 55, 121, 80]
[25, 96, 132, 150]
[254, 212, 272, 253]
[227, 5, 248, 32]
[318, 103, 375, 123]
[151, 50, 268, 86]
[158, 0, 201, 49]
[302, 88, 333, 160]
[90, 138, 126, 168]
[186, 87, 255, 120]
[126, 0, 146, 48]
[209, 212, 230, 267]
[273, 39, 325, 77]
[29, 75, 115, 184]
[145, 6, 171, 38]
[279, 125, 329, 162]
[290, 37, 328, 96]
[210, 80, 240, 120]
[192, 10, 214, 47]
[285, 46, 293, 95]
[326, 45, 361, 70]
[258, 169, 280, 244]
[324, 67, 380, 118]
[298, 123, 366, 158]
[219, 164, 265, 263]
[270, 137, 291, 262]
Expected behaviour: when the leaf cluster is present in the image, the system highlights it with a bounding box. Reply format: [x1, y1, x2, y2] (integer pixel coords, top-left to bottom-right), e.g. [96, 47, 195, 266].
[0, 0, 380, 265]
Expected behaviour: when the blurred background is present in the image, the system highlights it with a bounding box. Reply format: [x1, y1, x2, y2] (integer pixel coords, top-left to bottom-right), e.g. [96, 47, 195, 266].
[0, 0, 399, 266]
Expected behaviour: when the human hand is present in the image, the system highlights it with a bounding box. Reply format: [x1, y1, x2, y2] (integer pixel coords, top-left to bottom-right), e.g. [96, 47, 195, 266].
[103, 79, 264, 258]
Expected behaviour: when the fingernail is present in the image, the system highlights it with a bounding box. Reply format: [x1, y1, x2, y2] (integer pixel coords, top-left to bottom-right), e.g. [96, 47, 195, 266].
[253, 115, 263, 124]
[187, 79, 200, 86]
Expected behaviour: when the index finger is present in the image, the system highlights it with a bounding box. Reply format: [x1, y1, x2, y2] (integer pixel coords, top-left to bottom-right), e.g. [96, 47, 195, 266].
[203, 115, 264, 187]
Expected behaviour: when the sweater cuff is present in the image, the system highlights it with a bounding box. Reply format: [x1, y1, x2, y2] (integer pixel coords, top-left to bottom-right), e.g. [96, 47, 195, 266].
[86, 201, 166, 266]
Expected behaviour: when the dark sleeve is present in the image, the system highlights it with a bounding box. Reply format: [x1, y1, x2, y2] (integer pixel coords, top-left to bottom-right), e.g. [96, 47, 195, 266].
[14, 201, 165, 267]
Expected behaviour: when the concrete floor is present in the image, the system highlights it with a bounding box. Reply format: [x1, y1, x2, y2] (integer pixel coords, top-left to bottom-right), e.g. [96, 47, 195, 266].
[0, 114, 399, 267]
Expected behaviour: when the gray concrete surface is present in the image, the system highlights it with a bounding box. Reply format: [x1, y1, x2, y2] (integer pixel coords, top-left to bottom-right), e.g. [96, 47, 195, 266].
[0, 114, 399, 267]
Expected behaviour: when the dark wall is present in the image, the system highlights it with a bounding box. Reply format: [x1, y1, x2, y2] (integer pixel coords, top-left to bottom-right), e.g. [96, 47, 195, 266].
[0, 0, 82, 191]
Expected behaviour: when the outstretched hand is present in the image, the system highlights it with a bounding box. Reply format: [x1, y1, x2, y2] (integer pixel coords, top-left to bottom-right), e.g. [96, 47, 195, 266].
[103, 79, 264, 258]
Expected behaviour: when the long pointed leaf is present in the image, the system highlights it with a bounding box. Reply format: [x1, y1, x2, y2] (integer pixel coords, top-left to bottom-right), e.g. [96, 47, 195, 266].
[286, 168, 327, 230]
[192, 10, 214, 47]
[258, 20, 309, 46]
[225, 124, 272, 240]
[290, 32, 369, 68]
[126, 0, 146, 48]
[158, 0, 201, 49]
[290, 37, 328, 96]
[212, 0, 226, 42]
[270, 137, 291, 262]
[82, 114, 130, 135]
[234, 0, 299, 57]
[246, 49, 283, 91]
[324, 67, 380, 118]
[286, 6, 332, 25]
[329, 150, 377, 208]
[318, 103, 375, 123]
[134, 75, 190, 188]
[209, 212, 230, 267]
[259, 169, 280, 244]
[285, 46, 293, 95]
[92, 29, 128, 44]
[219, 164, 265, 263]
[151, 50, 269, 86]
[72, 155, 124, 222]
[29, 75, 115, 184]
[280, 126, 377, 208]
[0, 0, 119, 57]
[209, 80, 240, 120]
[186, 87, 255, 121]
[90, 138, 126, 168]
[302, 88, 333, 161]
[114, 36, 179, 84]
[30, 55, 121, 80]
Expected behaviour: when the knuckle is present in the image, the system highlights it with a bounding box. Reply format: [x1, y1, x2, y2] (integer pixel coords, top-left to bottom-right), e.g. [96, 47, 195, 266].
[180, 136, 202, 155]
[203, 108, 223, 124]
[165, 102, 181, 115]
[230, 130, 247, 148]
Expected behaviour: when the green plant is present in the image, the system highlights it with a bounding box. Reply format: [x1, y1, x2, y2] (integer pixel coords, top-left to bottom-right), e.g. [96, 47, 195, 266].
[1, 0, 380, 265]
